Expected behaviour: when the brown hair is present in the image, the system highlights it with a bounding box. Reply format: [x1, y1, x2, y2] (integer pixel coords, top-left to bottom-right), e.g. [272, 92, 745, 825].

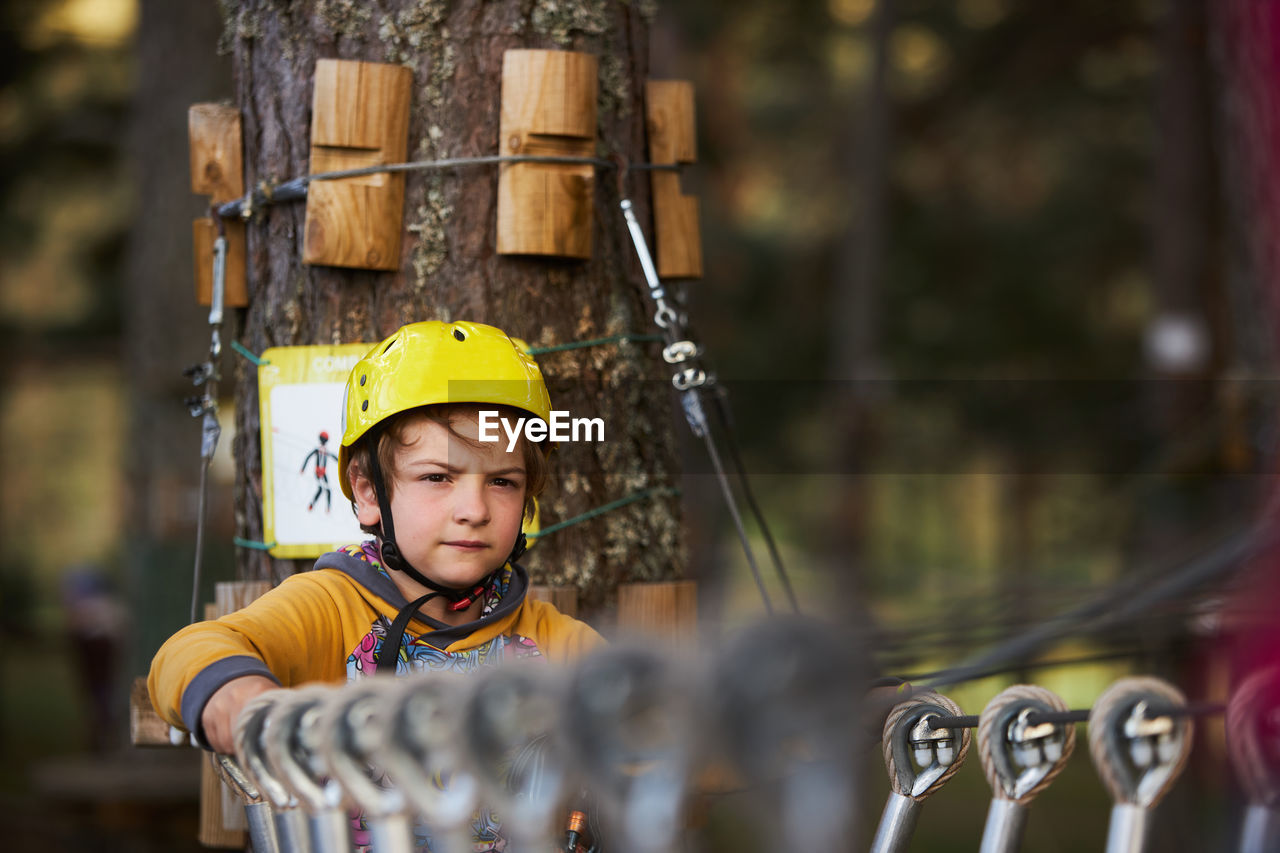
[345, 403, 549, 534]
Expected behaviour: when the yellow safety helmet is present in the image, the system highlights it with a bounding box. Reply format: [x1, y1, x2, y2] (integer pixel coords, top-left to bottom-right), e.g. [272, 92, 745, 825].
[338, 320, 552, 500]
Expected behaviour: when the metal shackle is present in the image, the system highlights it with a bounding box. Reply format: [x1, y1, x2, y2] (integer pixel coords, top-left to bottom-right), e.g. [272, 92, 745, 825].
[374, 672, 479, 853]
[210, 751, 281, 853]
[976, 685, 1076, 853]
[1088, 676, 1194, 853]
[235, 692, 308, 853]
[870, 690, 971, 853]
[313, 679, 414, 853]
[709, 618, 869, 853]
[459, 664, 569, 848]
[258, 685, 351, 853]
[1227, 667, 1280, 853]
[561, 645, 699, 853]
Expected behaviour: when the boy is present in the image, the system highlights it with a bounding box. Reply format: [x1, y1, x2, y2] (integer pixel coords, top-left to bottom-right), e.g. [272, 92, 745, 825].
[148, 320, 603, 763]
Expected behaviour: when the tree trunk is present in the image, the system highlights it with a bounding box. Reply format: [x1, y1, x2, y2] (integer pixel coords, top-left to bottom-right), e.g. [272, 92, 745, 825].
[825, 0, 894, 614]
[124, 0, 234, 670]
[221, 0, 680, 615]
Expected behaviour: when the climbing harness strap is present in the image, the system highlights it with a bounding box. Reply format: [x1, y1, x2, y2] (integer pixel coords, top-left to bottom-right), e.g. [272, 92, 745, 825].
[372, 591, 437, 676]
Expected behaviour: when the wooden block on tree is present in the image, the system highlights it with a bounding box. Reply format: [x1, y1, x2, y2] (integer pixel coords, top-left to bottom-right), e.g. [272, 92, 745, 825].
[129, 676, 173, 747]
[189, 103, 247, 309]
[200, 754, 246, 848]
[188, 103, 243, 204]
[215, 579, 273, 613]
[645, 80, 702, 279]
[304, 58, 412, 270]
[197, 584, 270, 848]
[192, 218, 248, 307]
[616, 580, 697, 643]
[529, 584, 579, 618]
[497, 49, 598, 259]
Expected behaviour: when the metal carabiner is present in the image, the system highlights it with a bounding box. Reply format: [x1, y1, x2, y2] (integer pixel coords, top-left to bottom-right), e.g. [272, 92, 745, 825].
[259, 686, 350, 853]
[316, 682, 415, 853]
[235, 696, 308, 853]
[212, 753, 281, 853]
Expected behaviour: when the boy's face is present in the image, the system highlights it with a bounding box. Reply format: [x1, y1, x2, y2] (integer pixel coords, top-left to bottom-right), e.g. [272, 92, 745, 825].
[353, 411, 527, 589]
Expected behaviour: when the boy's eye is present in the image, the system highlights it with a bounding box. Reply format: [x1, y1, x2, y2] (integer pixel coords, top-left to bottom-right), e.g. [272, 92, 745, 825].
[491, 477, 520, 488]
[421, 473, 448, 483]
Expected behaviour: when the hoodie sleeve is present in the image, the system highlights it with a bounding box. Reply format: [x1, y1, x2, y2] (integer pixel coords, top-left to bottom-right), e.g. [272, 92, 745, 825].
[147, 572, 350, 745]
[517, 598, 606, 663]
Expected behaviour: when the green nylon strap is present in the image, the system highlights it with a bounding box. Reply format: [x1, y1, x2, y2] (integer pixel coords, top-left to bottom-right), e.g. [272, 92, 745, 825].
[231, 341, 269, 366]
[233, 537, 276, 551]
[526, 333, 664, 356]
[528, 487, 681, 540]
[232, 335, 653, 363]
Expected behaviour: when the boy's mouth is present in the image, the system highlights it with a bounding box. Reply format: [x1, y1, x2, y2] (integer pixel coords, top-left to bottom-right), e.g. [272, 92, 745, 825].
[443, 540, 488, 550]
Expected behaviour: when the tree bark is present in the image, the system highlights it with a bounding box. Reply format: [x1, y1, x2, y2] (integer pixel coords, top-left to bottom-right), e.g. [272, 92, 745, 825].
[221, 0, 681, 614]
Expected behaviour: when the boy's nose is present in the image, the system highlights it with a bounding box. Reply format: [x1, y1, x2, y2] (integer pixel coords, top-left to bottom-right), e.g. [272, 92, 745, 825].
[452, 478, 491, 525]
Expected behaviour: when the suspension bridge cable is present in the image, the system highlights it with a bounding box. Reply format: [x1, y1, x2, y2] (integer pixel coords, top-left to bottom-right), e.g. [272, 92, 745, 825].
[915, 525, 1266, 689]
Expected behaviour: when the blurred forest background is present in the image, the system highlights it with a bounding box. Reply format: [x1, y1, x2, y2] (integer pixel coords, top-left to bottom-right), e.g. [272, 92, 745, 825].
[0, 0, 1274, 849]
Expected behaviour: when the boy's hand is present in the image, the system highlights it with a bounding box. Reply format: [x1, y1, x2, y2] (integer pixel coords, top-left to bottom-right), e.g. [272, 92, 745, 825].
[201, 675, 280, 754]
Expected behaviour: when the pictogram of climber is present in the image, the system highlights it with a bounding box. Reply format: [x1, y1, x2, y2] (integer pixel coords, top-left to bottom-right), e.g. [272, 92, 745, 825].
[300, 430, 339, 512]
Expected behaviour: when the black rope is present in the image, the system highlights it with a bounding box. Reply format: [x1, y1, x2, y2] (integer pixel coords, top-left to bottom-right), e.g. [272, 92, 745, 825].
[698, 410, 775, 616]
[912, 525, 1266, 689]
[708, 389, 800, 613]
[889, 648, 1148, 684]
[924, 702, 1226, 731]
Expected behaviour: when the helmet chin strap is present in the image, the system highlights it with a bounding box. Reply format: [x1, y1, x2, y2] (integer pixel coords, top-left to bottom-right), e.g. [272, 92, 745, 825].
[364, 431, 523, 613]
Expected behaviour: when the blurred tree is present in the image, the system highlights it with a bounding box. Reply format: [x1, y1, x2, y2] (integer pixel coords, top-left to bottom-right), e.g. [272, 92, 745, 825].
[122, 0, 234, 670]
[219, 0, 681, 613]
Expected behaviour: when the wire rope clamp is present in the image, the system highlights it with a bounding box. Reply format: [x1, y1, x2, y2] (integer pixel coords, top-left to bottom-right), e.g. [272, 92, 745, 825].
[303, 59, 412, 270]
[976, 685, 1076, 853]
[870, 691, 971, 853]
[645, 80, 702, 279]
[497, 49, 598, 259]
[188, 103, 248, 307]
[1088, 677, 1194, 853]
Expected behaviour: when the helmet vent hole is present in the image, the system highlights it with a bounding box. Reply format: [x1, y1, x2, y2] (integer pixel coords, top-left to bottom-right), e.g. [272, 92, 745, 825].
[359, 374, 367, 386]
[361, 400, 369, 412]
[453, 328, 466, 342]
[382, 338, 398, 355]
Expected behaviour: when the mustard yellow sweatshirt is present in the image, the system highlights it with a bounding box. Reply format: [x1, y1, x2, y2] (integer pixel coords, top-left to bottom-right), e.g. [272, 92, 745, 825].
[149, 542, 602, 748]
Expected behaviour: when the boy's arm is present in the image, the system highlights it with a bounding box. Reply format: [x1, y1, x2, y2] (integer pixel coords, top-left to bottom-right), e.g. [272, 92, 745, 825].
[520, 599, 606, 663]
[148, 573, 347, 749]
[200, 674, 279, 754]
